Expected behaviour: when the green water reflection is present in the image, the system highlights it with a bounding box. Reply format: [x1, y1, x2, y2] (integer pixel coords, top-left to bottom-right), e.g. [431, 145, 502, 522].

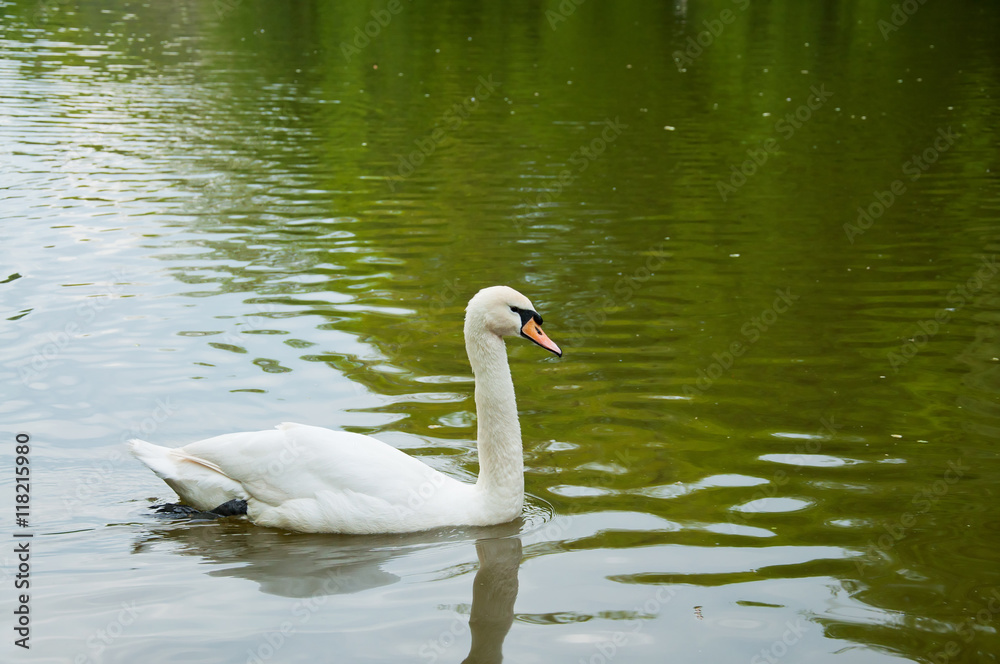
[3, 0, 1000, 661]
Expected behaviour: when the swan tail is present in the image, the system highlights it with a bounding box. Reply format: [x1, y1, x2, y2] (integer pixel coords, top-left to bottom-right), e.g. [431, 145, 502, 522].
[128, 438, 179, 478]
[128, 438, 246, 510]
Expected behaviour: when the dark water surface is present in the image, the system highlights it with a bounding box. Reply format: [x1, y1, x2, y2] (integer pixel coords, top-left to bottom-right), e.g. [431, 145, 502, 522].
[2, 1, 1000, 662]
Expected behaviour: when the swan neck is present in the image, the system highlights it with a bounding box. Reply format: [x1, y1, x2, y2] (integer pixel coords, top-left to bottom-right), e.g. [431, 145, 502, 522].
[466, 330, 524, 506]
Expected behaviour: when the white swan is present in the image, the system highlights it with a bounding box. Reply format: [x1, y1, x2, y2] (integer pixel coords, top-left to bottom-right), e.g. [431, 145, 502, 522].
[129, 285, 561, 534]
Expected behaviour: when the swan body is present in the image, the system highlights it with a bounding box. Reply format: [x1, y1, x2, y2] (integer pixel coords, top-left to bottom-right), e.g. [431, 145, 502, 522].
[129, 286, 561, 534]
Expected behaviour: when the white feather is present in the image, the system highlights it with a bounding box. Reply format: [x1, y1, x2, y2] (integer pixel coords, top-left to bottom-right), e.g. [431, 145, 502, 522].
[129, 286, 560, 534]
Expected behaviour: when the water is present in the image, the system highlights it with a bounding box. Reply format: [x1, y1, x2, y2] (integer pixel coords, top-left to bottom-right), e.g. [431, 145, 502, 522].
[2, 0, 999, 662]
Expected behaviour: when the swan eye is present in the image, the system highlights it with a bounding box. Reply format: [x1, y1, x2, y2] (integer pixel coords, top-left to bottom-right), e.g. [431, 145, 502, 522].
[509, 306, 520, 313]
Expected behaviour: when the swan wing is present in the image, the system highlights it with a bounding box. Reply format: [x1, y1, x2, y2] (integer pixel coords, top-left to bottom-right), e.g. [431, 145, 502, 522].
[176, 422, 451, 510]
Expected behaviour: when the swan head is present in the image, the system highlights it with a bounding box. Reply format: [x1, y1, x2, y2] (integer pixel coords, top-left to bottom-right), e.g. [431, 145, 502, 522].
[466, 286, 562, 357]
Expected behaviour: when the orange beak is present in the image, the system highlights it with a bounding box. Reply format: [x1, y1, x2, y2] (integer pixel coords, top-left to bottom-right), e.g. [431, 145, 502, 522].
[521, 319, 562, 357]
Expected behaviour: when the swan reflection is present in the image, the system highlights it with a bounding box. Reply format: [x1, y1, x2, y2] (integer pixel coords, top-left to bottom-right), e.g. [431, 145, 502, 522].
[462, 536, 521, 664]
[131, 518, 523, 661]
